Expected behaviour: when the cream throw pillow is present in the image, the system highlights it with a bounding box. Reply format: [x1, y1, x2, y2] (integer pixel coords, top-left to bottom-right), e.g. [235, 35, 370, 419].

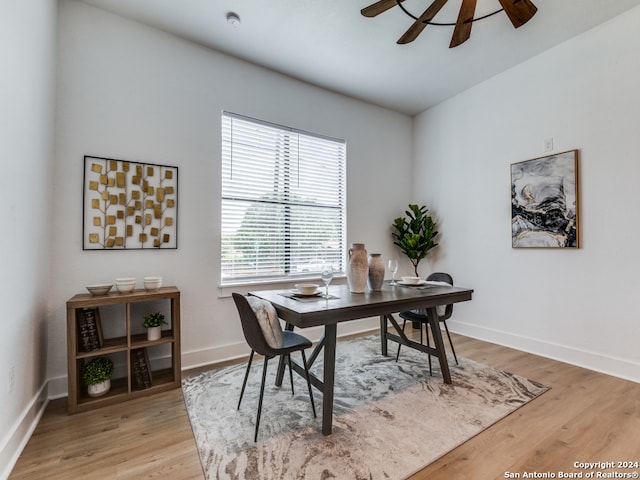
[246, 296, 284, 349]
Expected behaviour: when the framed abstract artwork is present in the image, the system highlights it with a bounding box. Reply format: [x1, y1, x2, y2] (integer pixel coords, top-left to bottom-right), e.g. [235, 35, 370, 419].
[511, 150, 579, 248]
[83, 155, 178, 250]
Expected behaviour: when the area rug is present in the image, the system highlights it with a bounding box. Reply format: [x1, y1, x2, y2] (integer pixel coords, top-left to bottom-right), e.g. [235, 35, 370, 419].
[182, 334, 549, 480]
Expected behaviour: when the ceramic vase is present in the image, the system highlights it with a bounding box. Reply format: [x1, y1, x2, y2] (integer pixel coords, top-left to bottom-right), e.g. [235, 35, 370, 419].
[367, 253, 385, 291]
[87, 379, 111, 398]
[147, 326, 162, 341]
[347, 243, 368, 293]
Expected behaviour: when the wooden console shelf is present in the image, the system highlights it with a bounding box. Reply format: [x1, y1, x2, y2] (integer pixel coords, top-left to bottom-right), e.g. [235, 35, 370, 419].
[66, 286, 181, 414]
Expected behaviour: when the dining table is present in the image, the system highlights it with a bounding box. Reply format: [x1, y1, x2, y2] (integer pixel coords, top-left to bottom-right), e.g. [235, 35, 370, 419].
[249, 281, 474, 435]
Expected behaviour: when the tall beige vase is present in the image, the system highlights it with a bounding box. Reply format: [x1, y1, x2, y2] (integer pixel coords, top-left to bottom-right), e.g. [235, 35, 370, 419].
[347, 243, 368, 293]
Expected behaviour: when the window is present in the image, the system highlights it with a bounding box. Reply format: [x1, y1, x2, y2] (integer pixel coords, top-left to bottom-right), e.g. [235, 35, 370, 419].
[221, 112, 346, 283]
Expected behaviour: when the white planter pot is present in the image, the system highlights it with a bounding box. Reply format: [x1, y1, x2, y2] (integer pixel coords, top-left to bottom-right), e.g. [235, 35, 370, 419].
[147, 326, 162, 341]
[87, 379, 111, 397]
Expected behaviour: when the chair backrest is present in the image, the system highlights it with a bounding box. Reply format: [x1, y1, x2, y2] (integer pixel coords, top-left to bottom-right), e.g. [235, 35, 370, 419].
[232, 293, 278, 358]
[426, 272, 454, 321]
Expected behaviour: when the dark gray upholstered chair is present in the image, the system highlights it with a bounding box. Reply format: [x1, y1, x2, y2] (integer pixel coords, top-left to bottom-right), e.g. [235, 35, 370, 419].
[395, 272, 458, 375]
[232, 293, 316, 442]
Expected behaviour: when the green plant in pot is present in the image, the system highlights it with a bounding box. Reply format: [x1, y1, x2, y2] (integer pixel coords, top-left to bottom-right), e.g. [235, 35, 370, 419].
[82, 356, 114, 397]
[143, 312, 166, 341]
[391, 204, 439, 277]
[143, 312, 166, 328]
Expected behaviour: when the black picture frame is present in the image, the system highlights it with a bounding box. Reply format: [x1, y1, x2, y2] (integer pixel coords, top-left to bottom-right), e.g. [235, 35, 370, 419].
[82, 155, 178, 250]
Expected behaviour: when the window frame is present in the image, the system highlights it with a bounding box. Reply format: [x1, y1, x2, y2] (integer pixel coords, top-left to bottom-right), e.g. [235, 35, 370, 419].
[220, 112, 347, 286]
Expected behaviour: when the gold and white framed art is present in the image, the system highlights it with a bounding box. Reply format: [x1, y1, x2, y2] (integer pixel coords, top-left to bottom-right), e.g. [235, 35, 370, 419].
[83, 155, 178, 250]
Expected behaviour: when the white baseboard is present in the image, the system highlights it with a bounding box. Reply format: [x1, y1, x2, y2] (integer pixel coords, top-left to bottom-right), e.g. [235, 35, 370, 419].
[0, 384, 49, 480]
[183, 317, 380, 370]
[43, 316, 640, 405]
[449, 320, 640, 384]
[49, 318, 382, 398]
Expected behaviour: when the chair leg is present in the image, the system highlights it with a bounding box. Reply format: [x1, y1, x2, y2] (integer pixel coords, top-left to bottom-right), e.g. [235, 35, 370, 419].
[300, 350, 317, 418]
[238, 350, 254, 410]
[395, 319, 407, 361]
[287, 354, 295, 395]
[254, 356, 269, 442]
[443, 321, 459, 365]
[425, 324, 433, 376]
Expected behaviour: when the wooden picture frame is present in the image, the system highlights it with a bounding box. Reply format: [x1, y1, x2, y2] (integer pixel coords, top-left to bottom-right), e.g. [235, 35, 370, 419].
[511, 149, 579, 248]
[83, 155, 178, 250]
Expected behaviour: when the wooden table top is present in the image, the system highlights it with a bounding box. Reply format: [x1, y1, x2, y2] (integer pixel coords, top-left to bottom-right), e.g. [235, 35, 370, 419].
[250, 283, 473, 328]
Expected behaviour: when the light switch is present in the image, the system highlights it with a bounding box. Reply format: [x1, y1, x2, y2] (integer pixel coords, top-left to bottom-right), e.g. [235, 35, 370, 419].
[544, 138, 554, 152]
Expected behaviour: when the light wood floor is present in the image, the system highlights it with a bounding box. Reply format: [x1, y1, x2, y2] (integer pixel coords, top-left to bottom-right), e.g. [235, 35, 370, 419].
[9, 331, 640, 480]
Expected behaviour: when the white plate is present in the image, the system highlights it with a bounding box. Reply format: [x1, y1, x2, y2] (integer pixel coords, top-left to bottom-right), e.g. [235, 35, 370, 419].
[292, 289, 321, 296]
[397, 280, 427, 286]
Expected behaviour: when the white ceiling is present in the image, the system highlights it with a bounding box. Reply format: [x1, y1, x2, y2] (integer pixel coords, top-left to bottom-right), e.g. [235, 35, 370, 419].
[77, 0, 640, 116]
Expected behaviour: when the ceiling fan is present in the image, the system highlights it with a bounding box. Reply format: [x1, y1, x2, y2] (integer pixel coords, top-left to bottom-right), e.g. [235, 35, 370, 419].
[361, 0, 538, 48]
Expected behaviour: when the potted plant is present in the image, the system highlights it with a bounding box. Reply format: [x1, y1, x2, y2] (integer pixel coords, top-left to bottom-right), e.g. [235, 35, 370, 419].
[143, 312, 166, 341]
[82, 356, 114, 397]
[391, 204, 439, 277]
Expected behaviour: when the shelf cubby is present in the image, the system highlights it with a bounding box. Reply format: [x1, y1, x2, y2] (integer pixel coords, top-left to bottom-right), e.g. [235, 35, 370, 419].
[66, 286, 181, 414]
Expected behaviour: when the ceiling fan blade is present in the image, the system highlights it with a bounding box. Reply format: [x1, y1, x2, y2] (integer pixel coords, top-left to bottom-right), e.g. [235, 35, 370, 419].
[497, 0, 538, 28]
[361, 0, 405, 18]
[397, 0, 449, 44]
[450, 0, 477, 48]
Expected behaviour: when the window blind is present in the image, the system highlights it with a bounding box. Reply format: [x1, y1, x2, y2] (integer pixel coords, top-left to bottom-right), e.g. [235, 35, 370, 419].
[221, 112, 346, 283]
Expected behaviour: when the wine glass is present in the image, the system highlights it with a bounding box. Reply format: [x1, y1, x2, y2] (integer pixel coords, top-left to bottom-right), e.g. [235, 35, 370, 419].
[321, 264, 334, 298]
[388, 259, 398, 286]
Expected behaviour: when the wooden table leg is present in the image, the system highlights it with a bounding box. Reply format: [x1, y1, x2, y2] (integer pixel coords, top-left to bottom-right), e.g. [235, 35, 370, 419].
[427, 306, 452, 384]
[380, 314, 388, 356]
[322, 323, 337, 435]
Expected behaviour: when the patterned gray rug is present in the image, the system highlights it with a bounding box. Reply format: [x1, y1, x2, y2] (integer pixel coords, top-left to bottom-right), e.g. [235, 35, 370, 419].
[182, 334, 549, 480]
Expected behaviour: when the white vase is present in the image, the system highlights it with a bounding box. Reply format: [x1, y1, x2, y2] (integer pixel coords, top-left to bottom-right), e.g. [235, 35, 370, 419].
[147, 326, 162, 341]
[87, 379, 111, 398]
[347, 243, 368, 293]
[367, 253, 385, 291]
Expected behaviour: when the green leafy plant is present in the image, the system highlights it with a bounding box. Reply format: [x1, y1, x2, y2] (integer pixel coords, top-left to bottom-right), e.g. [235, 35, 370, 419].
[82, 357, 114, 386]
[143, 312, 166, 328]
[391, 204, 439, 277]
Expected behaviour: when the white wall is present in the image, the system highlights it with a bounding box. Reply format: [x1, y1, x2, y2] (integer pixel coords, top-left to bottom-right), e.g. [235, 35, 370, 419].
[48, 0, 413, 394]
[3, 1, 639, 475]
[413, 6, 640, 382]
[0, 0, 57, 477]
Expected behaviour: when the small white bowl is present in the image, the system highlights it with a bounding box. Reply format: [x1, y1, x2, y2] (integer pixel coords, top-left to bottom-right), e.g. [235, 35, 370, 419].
[295, 283, 319, 295]
[401, 276, 421, 285]
[115, 282, 135, 294]
[115, 284, 135, 294]
[144, 276, 162, 291]
[115, 277, 136, 284]
[86, 284, 113, 296]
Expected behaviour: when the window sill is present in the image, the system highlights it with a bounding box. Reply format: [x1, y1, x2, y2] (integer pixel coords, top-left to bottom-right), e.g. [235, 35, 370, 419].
[218, 274, 347, 298]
